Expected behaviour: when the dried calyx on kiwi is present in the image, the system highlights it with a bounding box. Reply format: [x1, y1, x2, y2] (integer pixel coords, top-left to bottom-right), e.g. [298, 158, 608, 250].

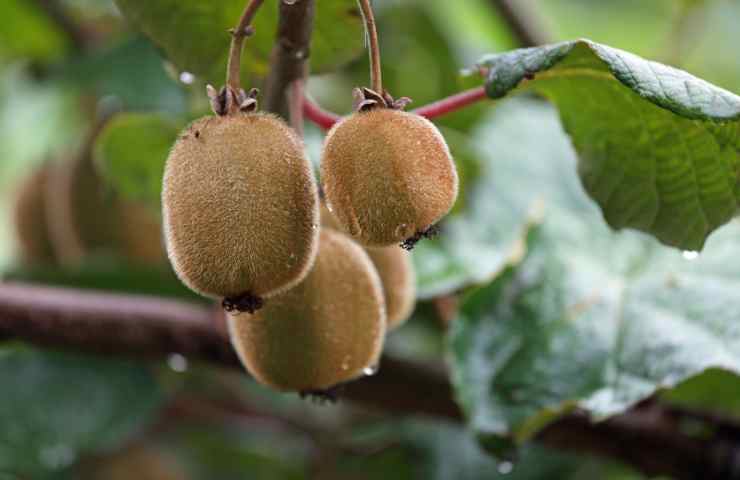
[162, 85, 319, 313]
[321, 204, 415, 331]
[321, 87, 458, 249]
[227, 228, 386, 394]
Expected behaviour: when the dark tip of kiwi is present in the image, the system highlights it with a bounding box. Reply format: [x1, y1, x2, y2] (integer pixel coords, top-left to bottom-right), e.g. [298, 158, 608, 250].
[400, 224, 440, 251]
[222, 292, 264, 313]
[299, 383, 345, 404]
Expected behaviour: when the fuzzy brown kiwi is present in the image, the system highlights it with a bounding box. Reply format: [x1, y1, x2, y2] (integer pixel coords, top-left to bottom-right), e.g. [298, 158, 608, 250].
[163, 113, 319, 306]
[12, 164, 57, 265]
[321, 204, 415, 330]
[227, 228, 386, 392]
[321, 108, 458, 247]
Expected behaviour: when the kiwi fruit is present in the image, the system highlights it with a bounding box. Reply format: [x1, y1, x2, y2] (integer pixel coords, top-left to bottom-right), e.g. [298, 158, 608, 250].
[163, 113, 319, 306]
[321, 108, 458, 247]
[45, 151, 167, 267]
[12, 164, 57, 265]
[321, 204, 415, 330]
[227, 228, 386, 392]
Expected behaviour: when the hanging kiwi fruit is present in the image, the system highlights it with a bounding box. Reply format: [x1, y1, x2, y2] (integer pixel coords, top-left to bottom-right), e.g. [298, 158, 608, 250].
[321, 204, 415, 331]
[320, 0, 458, 249]
[44, 118, 167, 268]
[227, 228, 386, 393]
[161, 5, 319, 313]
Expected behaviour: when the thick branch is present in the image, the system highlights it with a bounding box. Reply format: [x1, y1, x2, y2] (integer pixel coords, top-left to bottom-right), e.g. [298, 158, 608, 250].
[488, 0, 551, 47]
[2, 282, 740, 478]
[263, 0, 316, 119]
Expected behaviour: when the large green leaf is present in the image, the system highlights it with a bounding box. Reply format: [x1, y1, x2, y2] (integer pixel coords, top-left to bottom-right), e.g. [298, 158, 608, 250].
[113, 0, 364, 86]
[0, 347, 163, 478]
[448, 97, 740, 454]
[94, 112, 182, 207]
[476, 39, 740, 251]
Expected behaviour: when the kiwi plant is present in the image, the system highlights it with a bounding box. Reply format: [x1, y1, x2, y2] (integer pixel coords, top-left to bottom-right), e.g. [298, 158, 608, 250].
[161, 15, 319, 312]
[227, 228, 386, 393]
[321, 204, 415, 331]
[161, 0, 457, 397]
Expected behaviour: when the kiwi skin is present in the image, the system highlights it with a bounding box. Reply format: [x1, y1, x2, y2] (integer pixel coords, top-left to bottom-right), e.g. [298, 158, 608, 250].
[227, 228, 386, 392]
[163, 113, 319, 301]
[321, 205, 415, 331]
[12, 164, 57, 265]
[321, 108, 458, 247]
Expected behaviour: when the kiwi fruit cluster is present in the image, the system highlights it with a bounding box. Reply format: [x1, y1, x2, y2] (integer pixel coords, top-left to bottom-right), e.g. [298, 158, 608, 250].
[12, 150, 166, 269]
[321, 106, 458, 247]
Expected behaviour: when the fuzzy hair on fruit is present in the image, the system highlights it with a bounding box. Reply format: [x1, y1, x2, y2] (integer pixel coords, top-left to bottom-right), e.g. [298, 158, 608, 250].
[321, 108, 458, 246]
[227, 228, 386, 392]
[163, 113, 319, 300]
[321, 204, 415, 330]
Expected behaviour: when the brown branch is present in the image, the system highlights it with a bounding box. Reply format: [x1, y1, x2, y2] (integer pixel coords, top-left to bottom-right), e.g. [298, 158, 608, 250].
[3, 281, 740, 479]
[263, 0, 316, 119]
[488, 0, 552, 47]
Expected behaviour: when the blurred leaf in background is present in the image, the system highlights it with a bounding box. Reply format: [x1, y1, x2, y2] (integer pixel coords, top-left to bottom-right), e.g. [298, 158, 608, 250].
[0, 346, 163, 479]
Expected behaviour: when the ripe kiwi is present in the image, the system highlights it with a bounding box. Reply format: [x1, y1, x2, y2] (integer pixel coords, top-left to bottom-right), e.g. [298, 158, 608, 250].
[12, 164, 56, 265]
[227, 228, 386, 392]
[163, 113, 319, 305]
[321, 204, 415, 330]
[321, 108, 458, 247]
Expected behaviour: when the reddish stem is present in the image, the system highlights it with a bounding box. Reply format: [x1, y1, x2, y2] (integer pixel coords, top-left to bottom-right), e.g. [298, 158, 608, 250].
[302, 86, 489, 130]
[302, 95, 341, 130]
[412, 86, 488, 119]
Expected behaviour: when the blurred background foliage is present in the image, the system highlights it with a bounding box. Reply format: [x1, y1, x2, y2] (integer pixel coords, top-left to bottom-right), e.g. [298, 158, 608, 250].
[1, 0, 739, 478]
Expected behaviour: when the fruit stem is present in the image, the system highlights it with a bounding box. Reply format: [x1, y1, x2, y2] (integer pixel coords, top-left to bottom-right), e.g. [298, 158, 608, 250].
[357, 0, 383, 94]
[412, 87, 488, 118]
[303, 94, 341, 130]
[226, 0, 266, 92]
[302, 86, 489, 130]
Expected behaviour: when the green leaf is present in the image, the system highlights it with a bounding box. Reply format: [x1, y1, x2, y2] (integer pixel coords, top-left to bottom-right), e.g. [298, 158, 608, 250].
[113, 0, 364, 86]
[448, 97, 740, 453]
[0, 347, 163, 478]
[61, 37, 188, 114]
[94, 112, 182, 207]
[0, 0, 70, 64]
[476, 39, 740, 251]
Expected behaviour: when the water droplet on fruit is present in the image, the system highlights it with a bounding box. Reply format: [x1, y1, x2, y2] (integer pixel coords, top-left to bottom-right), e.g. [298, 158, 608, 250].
[682, 250, 699, 261]
[363, 365, 378, 376]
